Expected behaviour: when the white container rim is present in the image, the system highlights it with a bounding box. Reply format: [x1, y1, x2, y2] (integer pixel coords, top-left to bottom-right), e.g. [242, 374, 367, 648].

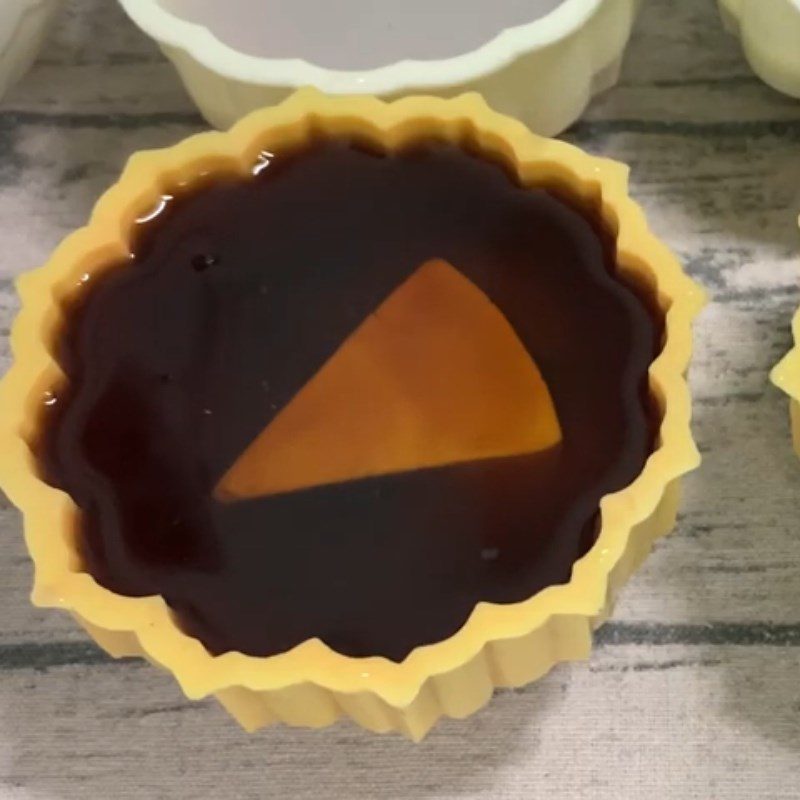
[118, 0, 604, 95]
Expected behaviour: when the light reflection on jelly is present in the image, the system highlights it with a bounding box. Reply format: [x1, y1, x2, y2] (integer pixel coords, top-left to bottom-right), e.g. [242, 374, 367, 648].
[252, 151, 275, 176]
[136, 194, 174, 225]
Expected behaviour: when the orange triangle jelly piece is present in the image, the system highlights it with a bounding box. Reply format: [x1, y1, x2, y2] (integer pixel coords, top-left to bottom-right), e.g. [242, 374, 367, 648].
[216, 259, 561, 500]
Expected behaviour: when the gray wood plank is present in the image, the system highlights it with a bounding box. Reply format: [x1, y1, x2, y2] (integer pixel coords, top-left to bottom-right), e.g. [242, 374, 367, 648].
[0, 646, 799, 799]
[1, 0, 800, 795]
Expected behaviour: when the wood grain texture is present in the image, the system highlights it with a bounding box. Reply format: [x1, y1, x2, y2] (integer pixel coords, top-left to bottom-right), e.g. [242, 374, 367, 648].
[0, 0, 799, 796]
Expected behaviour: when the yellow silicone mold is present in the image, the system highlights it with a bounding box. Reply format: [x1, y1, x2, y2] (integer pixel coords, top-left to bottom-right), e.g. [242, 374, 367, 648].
[0, 89, 705, 740]
[772, 303, 800, 452]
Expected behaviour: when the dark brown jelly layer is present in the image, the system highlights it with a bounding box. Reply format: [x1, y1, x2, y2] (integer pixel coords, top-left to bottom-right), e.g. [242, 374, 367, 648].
[36, 139, 663, 662]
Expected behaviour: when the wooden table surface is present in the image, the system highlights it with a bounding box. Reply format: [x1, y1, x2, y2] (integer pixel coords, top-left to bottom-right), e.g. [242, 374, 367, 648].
[1, 1, 799, 797]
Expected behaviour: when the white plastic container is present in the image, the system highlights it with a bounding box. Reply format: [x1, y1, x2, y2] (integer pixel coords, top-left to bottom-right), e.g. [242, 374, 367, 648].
[719, 0, 800, 98]
[117, 0, 641, 133]
[0, 0, 60, 100]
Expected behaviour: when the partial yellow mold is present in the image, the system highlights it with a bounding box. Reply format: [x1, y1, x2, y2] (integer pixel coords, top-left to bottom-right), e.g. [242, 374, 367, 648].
[772, 283, 800, 453]
[0, 89, 705, 740]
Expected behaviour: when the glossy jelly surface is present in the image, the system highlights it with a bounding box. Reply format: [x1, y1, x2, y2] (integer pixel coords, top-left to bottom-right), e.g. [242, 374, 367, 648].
[38, 140, 662, 661]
